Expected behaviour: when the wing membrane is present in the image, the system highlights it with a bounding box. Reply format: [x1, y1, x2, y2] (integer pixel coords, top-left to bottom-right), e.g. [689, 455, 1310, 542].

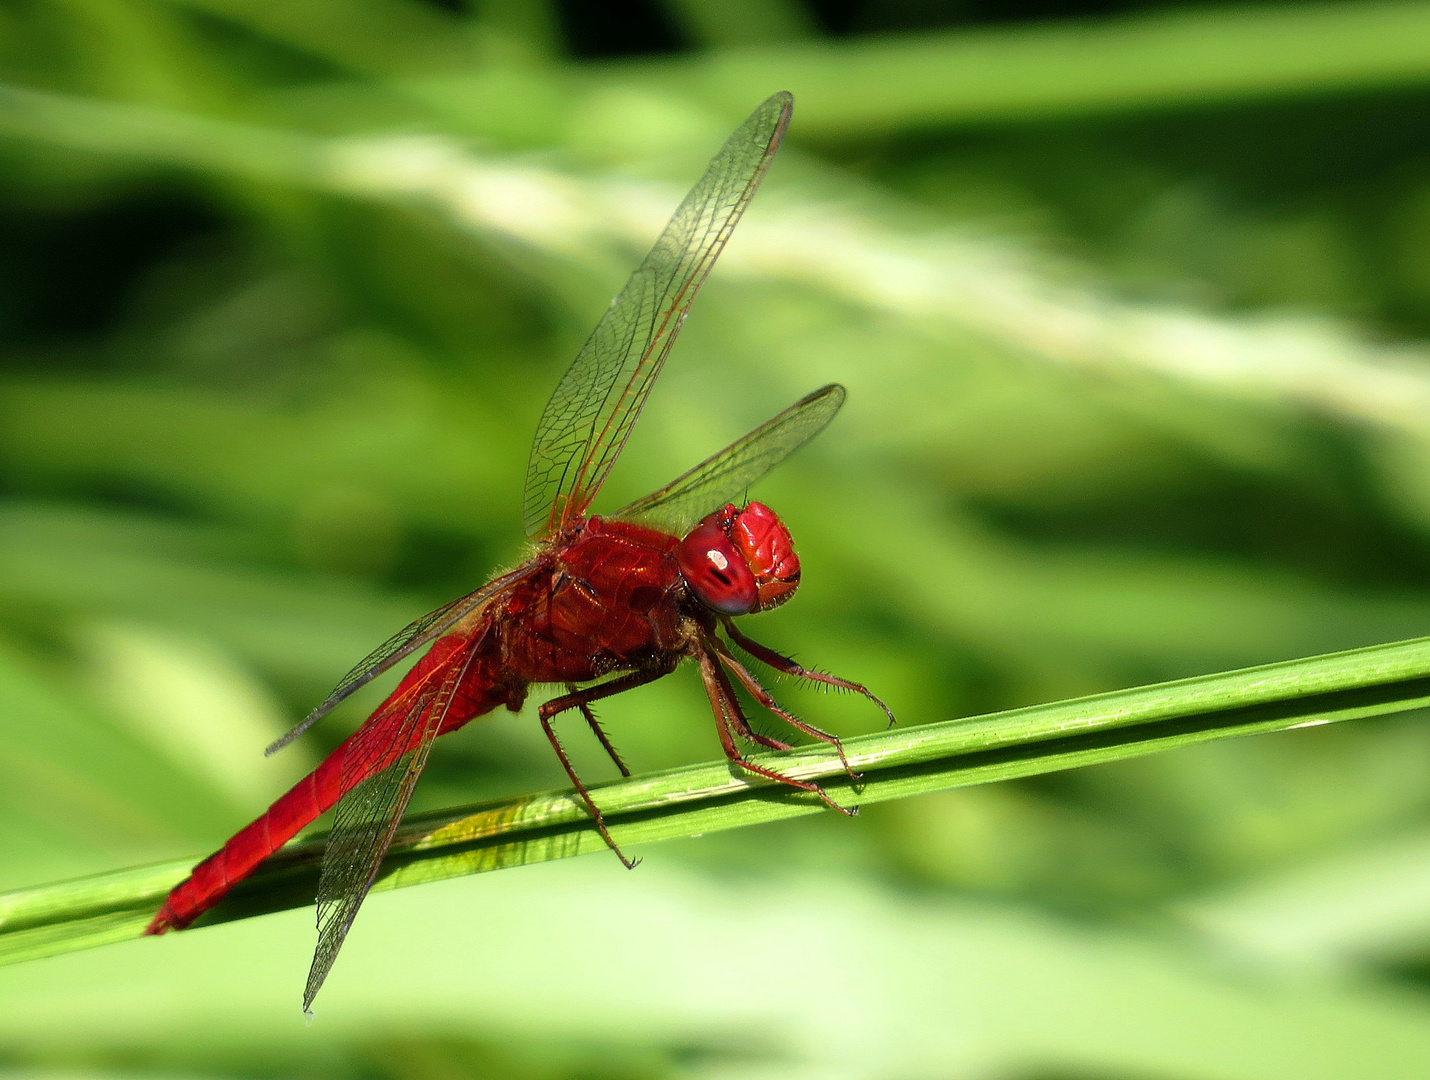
[617, 384, 844, 532]
[302, 642, 478, 1014]
[266, 566, 532, 756]
[523, 92, 793, 538]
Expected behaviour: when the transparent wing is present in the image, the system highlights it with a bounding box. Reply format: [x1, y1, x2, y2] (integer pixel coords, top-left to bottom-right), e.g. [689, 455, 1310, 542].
[523, 91, 793, 539]
[617, 384, 844, 533]
[301, 642, 478, 1014]
[266, 566, 532, 756]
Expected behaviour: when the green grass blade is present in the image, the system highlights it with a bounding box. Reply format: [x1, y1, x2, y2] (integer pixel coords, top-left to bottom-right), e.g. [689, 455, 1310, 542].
[610, 0, 1430, 132]
[5, 632, 1430, 966]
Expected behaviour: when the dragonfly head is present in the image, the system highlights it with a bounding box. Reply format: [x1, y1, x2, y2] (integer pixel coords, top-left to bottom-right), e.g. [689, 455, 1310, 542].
[678, 502, 801, 617]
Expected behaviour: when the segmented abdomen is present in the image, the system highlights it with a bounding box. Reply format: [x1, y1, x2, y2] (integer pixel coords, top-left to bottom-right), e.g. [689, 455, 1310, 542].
[146, 627, 513, 933]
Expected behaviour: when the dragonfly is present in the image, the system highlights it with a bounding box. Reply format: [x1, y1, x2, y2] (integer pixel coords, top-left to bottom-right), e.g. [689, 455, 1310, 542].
[145, 91, 892, 1012]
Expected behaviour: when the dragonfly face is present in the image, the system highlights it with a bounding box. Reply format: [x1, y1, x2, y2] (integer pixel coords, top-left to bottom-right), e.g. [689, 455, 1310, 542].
[678, 501, 801, 616]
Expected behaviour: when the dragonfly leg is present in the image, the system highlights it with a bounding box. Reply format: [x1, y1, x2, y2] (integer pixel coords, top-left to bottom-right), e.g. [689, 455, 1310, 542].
[726, 710, 794, 753]
[695, 660, 794, 754]
[566, 683, 631, 777]
[538, 712, 639, 869]
[708, 638, 859, 783]
[722, 618, 897, 728]
[538, 666, 675, 868]
[541, 665, 675, 732]
[697, 647, 856, 817]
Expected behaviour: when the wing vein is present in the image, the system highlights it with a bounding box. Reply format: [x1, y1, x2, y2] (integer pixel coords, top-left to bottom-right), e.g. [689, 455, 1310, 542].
[522, 92, 793, 537]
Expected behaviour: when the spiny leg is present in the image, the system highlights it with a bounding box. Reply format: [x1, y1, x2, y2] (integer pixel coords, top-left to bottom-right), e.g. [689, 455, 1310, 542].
[567, 683, 631, 777]
[701, 662, 793, 754]
[699, 648, 793, 757]
[708, 637, 859, 783]
[538, 713, 638, 869]
[723, 703, 794, 754]
[702, 649, 819, 798]
[696, 647, 855, 817]
[722, 617, 897, 728]
[542, 665, 675, 733]
[539, 665, 674, 868]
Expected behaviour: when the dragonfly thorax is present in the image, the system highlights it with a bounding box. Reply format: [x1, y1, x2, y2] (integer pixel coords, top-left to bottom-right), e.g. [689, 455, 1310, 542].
[677, 502, 801, 616]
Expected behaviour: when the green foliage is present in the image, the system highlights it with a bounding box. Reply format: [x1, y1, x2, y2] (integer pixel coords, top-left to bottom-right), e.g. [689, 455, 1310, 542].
[9, 1, 1430, 1077]
[9, 632, 1430, 973]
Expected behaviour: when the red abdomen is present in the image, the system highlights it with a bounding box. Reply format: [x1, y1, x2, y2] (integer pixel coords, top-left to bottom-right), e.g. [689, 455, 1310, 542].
[146, 625, 515, 933]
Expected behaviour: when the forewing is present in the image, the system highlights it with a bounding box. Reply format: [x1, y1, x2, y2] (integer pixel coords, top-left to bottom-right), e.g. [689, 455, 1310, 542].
[617, 384, 844, 533]
[523, 92, 793, 539]
[267, 566, 531, 756]
[301, 644, 478, 1014]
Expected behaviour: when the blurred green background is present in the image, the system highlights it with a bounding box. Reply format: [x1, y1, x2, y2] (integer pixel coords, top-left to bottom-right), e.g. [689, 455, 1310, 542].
[12, 0, 1430, 1076]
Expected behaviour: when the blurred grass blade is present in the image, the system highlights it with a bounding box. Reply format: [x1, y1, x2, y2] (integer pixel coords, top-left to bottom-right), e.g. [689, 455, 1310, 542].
[5, 631, 1430, 966]
[166, 0, 478, 78]
[614, 0, 1430, 132]
[0, 84, 316, 178]
[7, 84, 1430, 444]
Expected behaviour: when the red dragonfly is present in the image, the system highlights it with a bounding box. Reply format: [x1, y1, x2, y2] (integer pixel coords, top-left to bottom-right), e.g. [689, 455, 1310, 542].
[146, 91, 891, 1010]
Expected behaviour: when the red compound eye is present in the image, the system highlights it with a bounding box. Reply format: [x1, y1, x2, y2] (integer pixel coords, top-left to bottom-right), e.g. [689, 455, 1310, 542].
[678, 523, 759, 615]
[730, 502, 800, 611]
[678, 502, 801, 615]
